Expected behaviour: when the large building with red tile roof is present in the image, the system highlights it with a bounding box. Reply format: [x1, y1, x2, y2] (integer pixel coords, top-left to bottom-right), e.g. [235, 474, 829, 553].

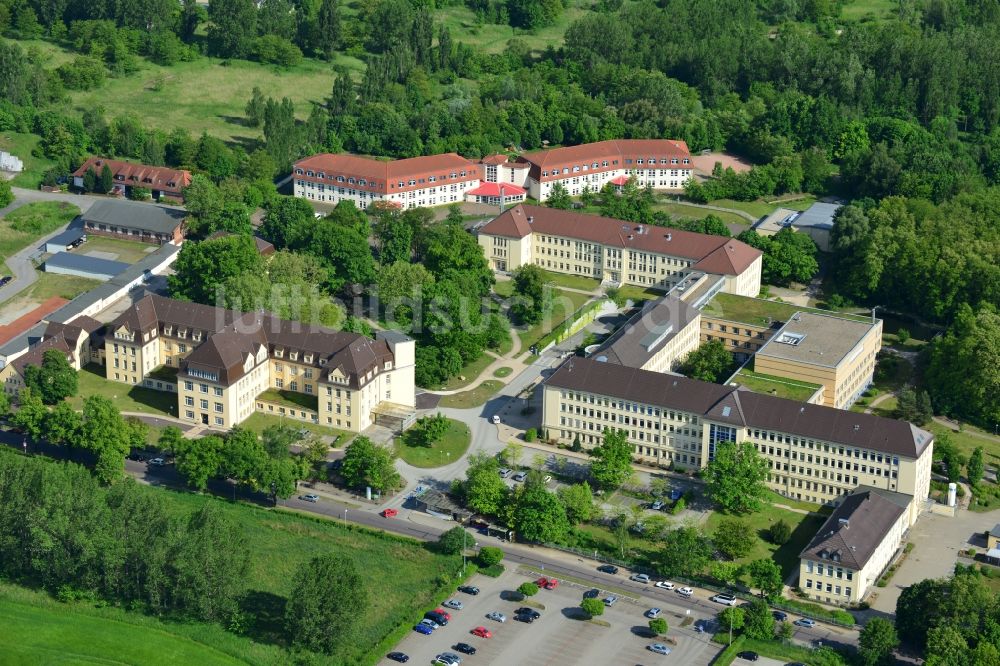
[477, 204, 762, 296]
[72, 158, 191, 201]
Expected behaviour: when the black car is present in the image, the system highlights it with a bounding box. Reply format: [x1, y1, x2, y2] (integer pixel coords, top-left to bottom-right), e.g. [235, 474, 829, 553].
[386, 652, 409, 663]
[425, 611, 449, 626]
[458, 585, 480, 595]
[453, 643, 477, 655]
[737, 651, 759, 662]
[0, 276, 11, 286]
[513, 613, 535, 623]
[583, 588, 600, 599]
[772, 610, 788, 622]
[597, 564, 619, 575]
[515, 607, 541, 619]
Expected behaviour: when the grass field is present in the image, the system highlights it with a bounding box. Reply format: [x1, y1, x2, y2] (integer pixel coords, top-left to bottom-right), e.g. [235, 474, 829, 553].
[611, 284, 663, 305]
[439, 379, 504, 409]
[76, 235, 158, 263]
[493, 366, 513, 378]
[257, 388, 319, 411]
[395, 417, 471, 467]
[69, 364, 177, 416]
[538, 269, 601, 292]
[20, 272, 103, 303]
[436, 0, 594, 56]
[732, 369, 822, 402]
[0, 131, 58, 189]
[436, 349, 498, 391]
[841, 0, 898, 21]
[240, 412, 350, 444]
[0, 201, 80, 268]
[655, 202, 749, 227]
[0, 583, 257, 666]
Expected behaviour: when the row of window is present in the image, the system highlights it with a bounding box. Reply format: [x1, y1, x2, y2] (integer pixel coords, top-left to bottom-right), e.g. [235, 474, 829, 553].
[804, 580, 852, 597]
[296, 169, 473, 189]
[184, 396, 223, 413]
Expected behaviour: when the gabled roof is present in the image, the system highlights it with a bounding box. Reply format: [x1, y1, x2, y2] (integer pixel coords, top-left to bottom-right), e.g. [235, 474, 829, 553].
[10, 334, 74, 376]
[82, 200, 187, 235]
[72, 158, 191, 192]
[480, 205, 761, 276]
[518, 139, 690, 170]
[466, 182, 526, 196]
[594, 295, 700, 369]
[44, 252, 130, 279]
[294, 152, 475, 183]
[799, 488, 909, 569]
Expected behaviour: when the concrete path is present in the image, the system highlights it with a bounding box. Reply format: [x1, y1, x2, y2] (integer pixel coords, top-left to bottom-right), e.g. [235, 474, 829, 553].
[658, 195, 757, 223]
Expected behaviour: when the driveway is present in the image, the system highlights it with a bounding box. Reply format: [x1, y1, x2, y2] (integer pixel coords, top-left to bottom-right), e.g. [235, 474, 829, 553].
[0, 187, 99, 305]
[868, 506, 999, 614]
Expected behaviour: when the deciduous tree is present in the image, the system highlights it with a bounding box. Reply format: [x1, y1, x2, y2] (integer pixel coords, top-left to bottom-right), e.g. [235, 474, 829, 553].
[512, 477, 569, 543]
[339, 436, 400, 492]
[704, 441, 769, 514]
[743, 597, 775, 640]
[22, 348, 78, 404]
[557, 482, 595, 524]
[580, 597, 604, 618]
[859, 617, 900, 666]
[285, 554, 364, 653]
[658, 525, 712, 578]
[745, 558, 783, 599]
[589, 428, 633, 491]
[713, 518, 757, 559]
[680, 340, 733, 383]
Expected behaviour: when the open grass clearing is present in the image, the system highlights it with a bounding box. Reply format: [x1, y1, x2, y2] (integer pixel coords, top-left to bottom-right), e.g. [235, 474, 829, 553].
[69, 364, 177, 416]
[0, 131, 58, 189]
[841, 0, 898, 21]
[21, 272, 103, 304]
[654, 202, 749, 227]
[439, 380, 504, 409]
[0, 201, 80, 269]
[395, 417, 471, 467]
[611, 284, 663, 305]
[435, 350, 498, 391]
[75, 235, 158, 264]
[538, 268, 602, 292]
[436, 0, 594, 56]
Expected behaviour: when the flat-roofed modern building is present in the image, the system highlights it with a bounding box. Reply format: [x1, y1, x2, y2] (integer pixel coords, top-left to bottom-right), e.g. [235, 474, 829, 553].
[592, 295, 701, 374]
[542, 356, 933, 511]
[477, 204, 763, 296]
[103, 295, 416, 432]
[798, 487, 913, 605]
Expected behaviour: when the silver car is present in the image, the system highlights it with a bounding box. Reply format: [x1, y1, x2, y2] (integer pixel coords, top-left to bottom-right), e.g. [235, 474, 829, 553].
[486, 611, 506, 623]
[442, 599, 464, 610]
[648, 643, 672, 655]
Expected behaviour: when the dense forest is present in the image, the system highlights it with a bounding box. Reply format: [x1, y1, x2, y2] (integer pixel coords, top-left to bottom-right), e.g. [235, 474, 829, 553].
[0, 0, 998, 423]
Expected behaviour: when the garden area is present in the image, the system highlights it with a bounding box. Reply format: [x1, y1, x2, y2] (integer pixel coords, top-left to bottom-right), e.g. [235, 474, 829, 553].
[395, 415, 471, 468]
[0, 200, 80, 273]
[69, 364, 176, 416]
[439, 380, 504, 409]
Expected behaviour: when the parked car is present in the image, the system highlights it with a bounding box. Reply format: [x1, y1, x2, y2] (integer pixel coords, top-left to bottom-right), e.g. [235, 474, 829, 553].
[535, 577, 558, 590]
[381, 508, 398, 518]
[772, 610, 788, 621]
[498, 468, 512, 478]
[650, 500, 665, 511]
[515, 607, 540, 619]
[471, 626, 492, 638]
[443, 599, 464, 610]
[677, 587, 694, 598]
[630, 573, 651, 584]
[711, 593, 738, 606]
[669, 488, 682, 501]
[583, 588, 600, 599]
[413, 623, 434, 635]
[737, 651, 759, 662]
[645, 608, 662, 618]
[433, 656, 458, 666]
[386, 652, 409, 663]
[794, 618, 816, 628]
[597, 564, 619, 575]
[299, 494, 319, 502]
[603, 595, 618, 606]
[458, 585, 480, 595]
[433, 608, 452, 621]
[453, 643, 477, 655]
[485, 611, 506, 623]
[491, 415, 500, 424]
[543, 475, 552, 483]
[693, 620, 705, 633]
[654, 581, 674, 590]
[513, 613, 535, 623]
[648, 643, 672, 655]
[148, 457, 166, 466]
[419, 618, 439, 629]
[0, 276, 12, 286]
[512, 471, 528, 482]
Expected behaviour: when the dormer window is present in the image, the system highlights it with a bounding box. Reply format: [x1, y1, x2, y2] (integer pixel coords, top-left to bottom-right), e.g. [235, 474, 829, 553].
[192, 331, 202, 342]
[383, 361, 392, 370]
[304, 354, 313, 364]
[274, 348, 283, 358]
[178, 329, 187, 339]
[289, 351, 298, 361]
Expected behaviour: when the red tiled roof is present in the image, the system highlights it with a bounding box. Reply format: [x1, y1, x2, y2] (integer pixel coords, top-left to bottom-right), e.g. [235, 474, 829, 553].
[0, 297, 69, 346]
[518, 139, 690, 174]
[466, 182, 526, 196]
[72, 158, 191, 193]
[609, 176, 629, 186]
[480, 154, 512, 165]
[480, 205, 761, 276]
[293, 153, 478, 195]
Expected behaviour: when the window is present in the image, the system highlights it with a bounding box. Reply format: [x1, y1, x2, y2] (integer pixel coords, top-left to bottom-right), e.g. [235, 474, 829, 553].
[214, 387, 223, 397]
[185, 396, 194, 406]
[186, 410, 194, 419]
[200, 399, 208, 409]
[215, 417, 224, 426]
[214, 402, 223, 412]
[184, 381, 193, 391]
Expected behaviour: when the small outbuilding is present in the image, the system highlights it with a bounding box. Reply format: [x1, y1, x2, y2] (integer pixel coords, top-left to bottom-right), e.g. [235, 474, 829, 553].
[790, 202, 840, 252]
[411, 488, 472, 523]
[44, 252, 129, 281]
[44, 229, 85, 254]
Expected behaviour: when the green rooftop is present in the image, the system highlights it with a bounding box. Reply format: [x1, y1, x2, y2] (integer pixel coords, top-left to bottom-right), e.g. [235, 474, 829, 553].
[257, 388, 318, 412]
[704, 293, 871, 328]
[730, 369, 822, 402]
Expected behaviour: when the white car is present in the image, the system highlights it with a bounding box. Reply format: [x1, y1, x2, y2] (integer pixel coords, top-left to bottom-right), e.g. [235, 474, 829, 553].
[655, 581, 675, 590]
[491, 415, 500, 424]
[512, 471, 528, 482]
[630, 573, 651, 584]
[419, 618, 439, 629]
[148, 457, 165, 466]
[486, 611, 506, 623]
[299, 494, 320, 503]
[677, 586, 694, 598]
[711, 593, 738, 606]
[648, 643, 672, 655]
[603, 595, 618, 606]
[645, 608, 662, 618]
[794, 618, 816, 628]
[442, 599, 464, 610]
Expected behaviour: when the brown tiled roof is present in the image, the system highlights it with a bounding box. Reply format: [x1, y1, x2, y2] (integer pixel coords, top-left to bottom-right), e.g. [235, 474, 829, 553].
[799, 489, 908, 570]
[546, 357, 932, 458]
[11, 335, 74, 376]
[293, 153, 478, 195]
[518, 139, 690, 172]
[481, 205, 761, 276]
[72, 158, 191, 193]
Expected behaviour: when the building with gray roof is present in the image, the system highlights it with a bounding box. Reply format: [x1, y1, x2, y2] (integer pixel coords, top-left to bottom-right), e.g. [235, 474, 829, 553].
[82, 199, 187, 244]
[44, 252, 130, 281]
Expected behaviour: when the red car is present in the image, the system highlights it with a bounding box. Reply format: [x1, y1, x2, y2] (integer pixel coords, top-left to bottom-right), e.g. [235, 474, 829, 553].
[381, 508, 398, 518]
[433, 608, 452, 621]
[471, 626, 492, 638]
[535, 577, 559, 590]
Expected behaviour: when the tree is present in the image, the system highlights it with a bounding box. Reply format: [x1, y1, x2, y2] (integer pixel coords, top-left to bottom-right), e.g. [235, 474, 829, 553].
[926, 307, 1000, 431]
[743, 598, 775, 640]
[648, 617, 668, 636]
[935, 433, 966, 484]
[478, 546, 504, 567]
[372, 208, 414, 266]
[745, 558, 783, 599]
[859, 617, 900, 666]
[173, 435, 224, 491]
[680, 340, 733, 383]
[509, 265, 549, 325]
[22, 349, 78, 404]
[42, 401, 81, 446]
[339, 436, 401, 492]
[710, 561, 743, 587]
[768, 519, 792, 545]
[11, 388, 46, 440]
[437, 526, 469, 555]
[0, 179, 12, 208]
[411, 413, 449, 448]
[285, 554, 364, 654]
[76, 395, 133, 484]
[718, 606, 745, 640]
[97, 164, 113, 194]
[512, 477, 569, 543]
[207, 0, 258, 58]
[926, 625, 969, 666]
[580, 597, 604, 618]
[502, 442, 524, 469]
[658, 525, 712, 578]
[704, 441, 769, 514]
[557, 482, 595, 524]
[589, 428, 633, 491]
[461, 453, 509, 516]
[546, 182, 572, 209]
[82, 167, 97, 193]
[713, 519, 757, 559]
[314, 0, 343, 60]
[968, 447, 985, 486]
[168, 234, 264, 305]
[518, 581, 539, 597]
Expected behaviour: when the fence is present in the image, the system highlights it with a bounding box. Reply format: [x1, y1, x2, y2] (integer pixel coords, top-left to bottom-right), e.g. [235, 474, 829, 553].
[537, 298, 608, 353]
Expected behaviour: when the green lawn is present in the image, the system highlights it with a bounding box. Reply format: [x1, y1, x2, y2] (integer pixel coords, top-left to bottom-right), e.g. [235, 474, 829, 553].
[70, 364, 177, 416]
[15, 272, 103, 304]
[611, 284, 664, 305]
[395, 418, 471, 467]
[517, 288, 593, 352]
[0, 582, 259, 666]
[240, 412, 351, 444]
[705, 502, 827, 579]
[436, 350, 498, 391]
[733, 369, 822, 402]
[147, 365, 180, 382]
[494, 279, 514, 298]
[439, 380, 504, 409]
[654, 202, 749, 227]
[0, 131, 58, 189]
[704, 292, 871, 327]
[538, 269, 602, 292]
[708, 198, 779, 219]
[493, 366, 513, 378]
[0, 202, 80, 274]
[436, 0, 593, 56]
[257, 388, 318, 411]
[841, 0, 898, 21]
[76, 235, 158, 263]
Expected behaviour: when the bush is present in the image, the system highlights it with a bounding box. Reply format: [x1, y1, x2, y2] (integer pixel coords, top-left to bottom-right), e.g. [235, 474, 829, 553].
[768, 519, 792, 545]
[253, 35, 303, 67]
[518, 582, 539, 597]
[670, 497, 686, 514]
[580, 598, 604, 618]
[55, 56, 106, 91]
[479, 564, 505, 577]
[128, 187, 151, 201]
[436, 527, 469, 555]
[896, 328, 911, 344]
[477, 546, 504, 567]
[648, 618, 668, 636]
[904, 542, 915, 554]
[524, 428, 537, 443]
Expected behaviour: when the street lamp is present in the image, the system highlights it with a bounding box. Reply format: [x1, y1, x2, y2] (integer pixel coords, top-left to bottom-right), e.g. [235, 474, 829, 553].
[22, 438, 27, 455]
[343, 508, 348, 523]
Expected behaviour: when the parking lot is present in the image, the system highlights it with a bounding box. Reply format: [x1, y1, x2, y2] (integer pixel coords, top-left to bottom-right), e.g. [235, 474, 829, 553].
[380, 568, 723, 666]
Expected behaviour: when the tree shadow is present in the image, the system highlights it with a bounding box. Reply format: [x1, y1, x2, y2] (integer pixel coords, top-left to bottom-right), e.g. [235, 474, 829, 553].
[219, 115, 248, 127]
[240, 590, 289, 646]
[630, 624, 656, 638]
[560, 606, 589, 620]
[499, 590, 526, 602]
